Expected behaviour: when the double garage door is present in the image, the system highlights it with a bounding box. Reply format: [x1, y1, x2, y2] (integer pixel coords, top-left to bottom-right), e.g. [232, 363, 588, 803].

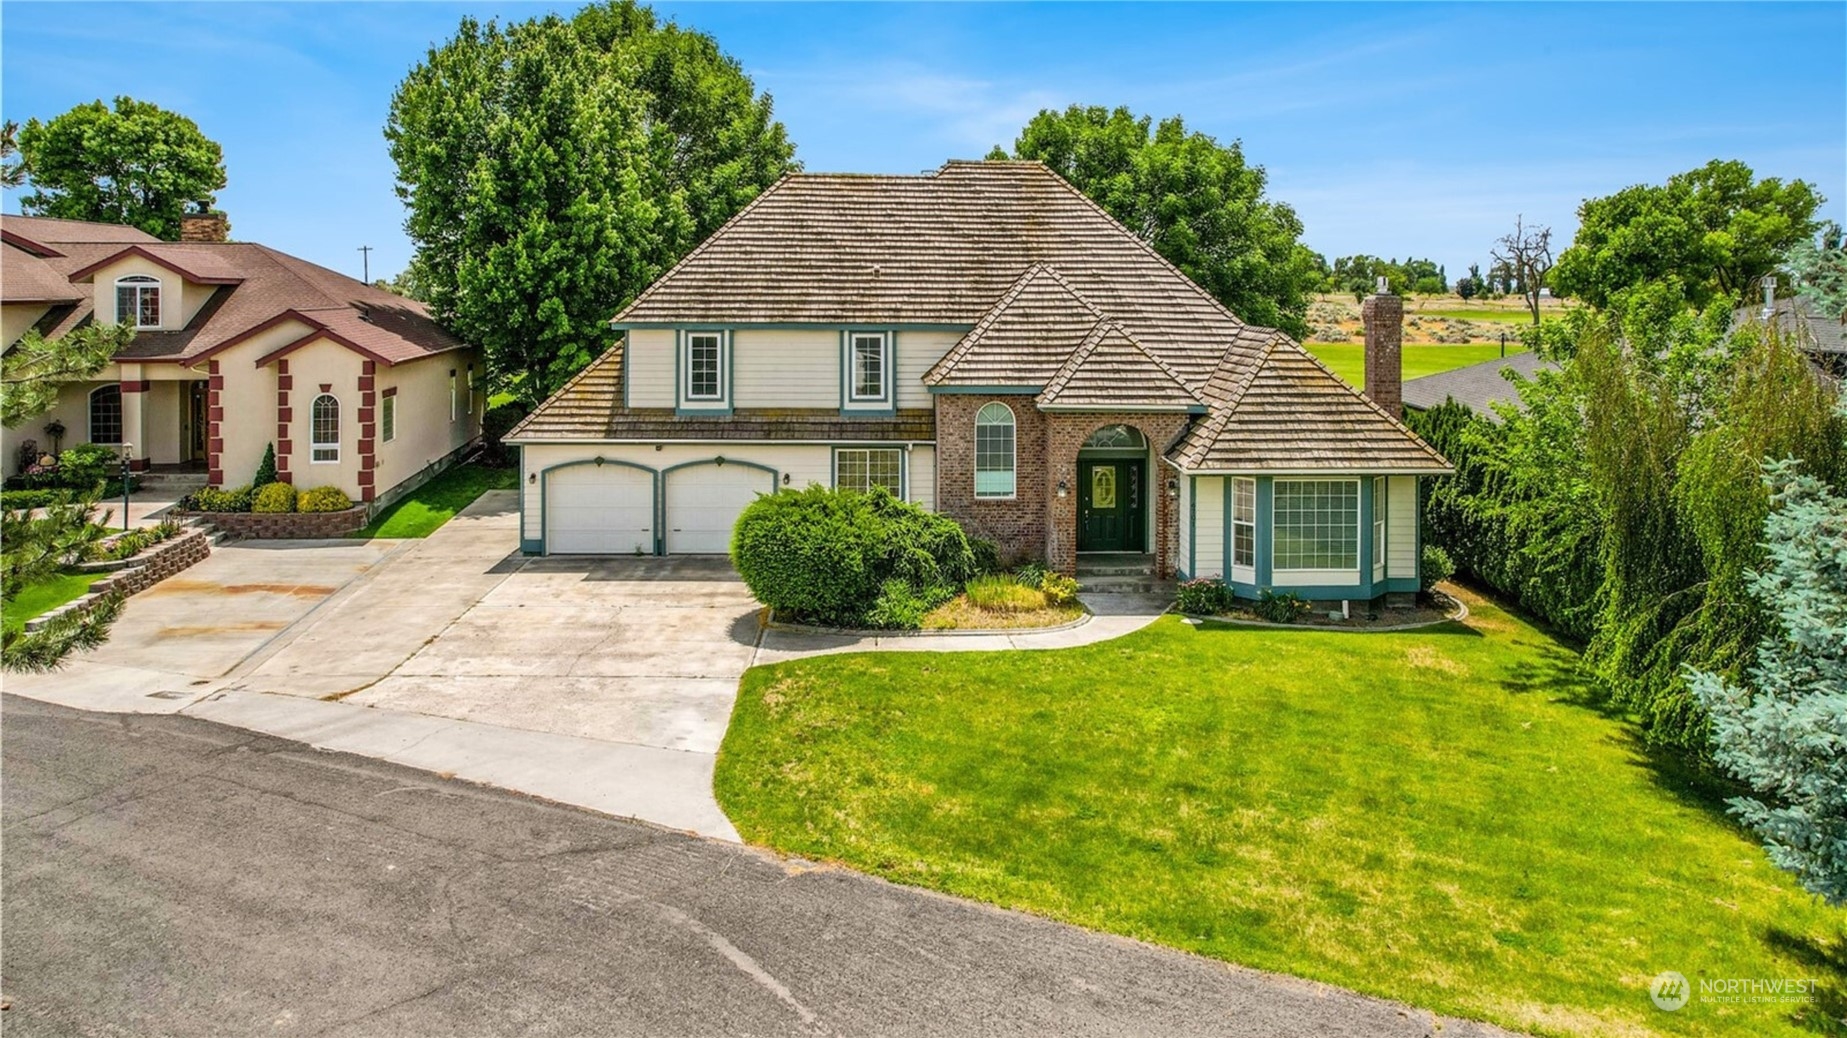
[545, 460, 775, 555]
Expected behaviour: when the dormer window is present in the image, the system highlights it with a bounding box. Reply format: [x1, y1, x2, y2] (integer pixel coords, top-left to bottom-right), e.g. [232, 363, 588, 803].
[115, 275, 161, 328]
[683, 332, 725, 402]
[848, 332, 889, 402]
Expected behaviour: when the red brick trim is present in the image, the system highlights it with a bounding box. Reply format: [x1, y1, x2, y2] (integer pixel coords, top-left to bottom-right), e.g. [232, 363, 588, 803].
[319, 383, 332, 393]
[277, 375, 293, 391]
[206, 360, 222, 486]
[357, 376, 374, 392]
[381, 386, 398, 398]
[357, 369, 377, 501]
[128, 457, 151, 473]
[118, 380, 151, 393]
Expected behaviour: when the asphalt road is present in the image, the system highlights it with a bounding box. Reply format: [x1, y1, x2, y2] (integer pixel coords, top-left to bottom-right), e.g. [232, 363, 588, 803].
[1, 695, 1510, 1037]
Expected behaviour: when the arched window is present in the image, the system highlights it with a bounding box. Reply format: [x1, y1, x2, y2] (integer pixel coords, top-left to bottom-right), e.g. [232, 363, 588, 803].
[311, 394, 340, 463]
[89, 385, 123, 445]
[1082, 424, 1146, 450]
[974, 402, 1015, 498]
[114, 275, 161, 328]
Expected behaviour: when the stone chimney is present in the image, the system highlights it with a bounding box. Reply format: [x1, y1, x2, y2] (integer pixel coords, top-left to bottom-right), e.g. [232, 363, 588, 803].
[179, 210, 229, 242]
[1361, 276, 1403, 418]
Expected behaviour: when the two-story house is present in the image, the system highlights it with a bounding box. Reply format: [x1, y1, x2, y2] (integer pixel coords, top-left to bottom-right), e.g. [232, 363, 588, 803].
[507, 161, 1449, 602]
[2, 213, 482, 506]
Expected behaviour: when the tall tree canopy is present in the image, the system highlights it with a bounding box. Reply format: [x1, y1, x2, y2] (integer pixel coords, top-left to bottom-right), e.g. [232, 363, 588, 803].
[1552, 159, 1823, 312]
[387, 2, 797, 404]
[989, 106, 1322, 339]
[15, 97, 227, 240]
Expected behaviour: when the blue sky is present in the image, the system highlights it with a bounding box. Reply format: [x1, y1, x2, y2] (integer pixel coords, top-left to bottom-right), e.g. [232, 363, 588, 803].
[4, 2, 1842, 285]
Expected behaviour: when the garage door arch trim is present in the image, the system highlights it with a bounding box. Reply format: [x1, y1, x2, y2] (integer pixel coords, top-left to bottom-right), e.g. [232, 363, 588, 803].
[541, 456, 661, 555]
[661, 457, 779, 555]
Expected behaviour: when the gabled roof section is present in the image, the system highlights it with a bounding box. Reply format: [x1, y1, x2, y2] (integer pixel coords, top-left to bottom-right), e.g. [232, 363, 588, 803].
[66, 243, 246, 284]
[2, 243, 86, 304]
[926, 264, 1104, 387]
[1037, 320, 1201, 411]
[0, 214, 159, 246]
[1174, 342, 1451, 473]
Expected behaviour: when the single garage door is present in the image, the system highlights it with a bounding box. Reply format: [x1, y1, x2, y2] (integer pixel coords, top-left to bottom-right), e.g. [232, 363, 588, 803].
[664, 462, 775, 554]
[546, 462, 655, 555]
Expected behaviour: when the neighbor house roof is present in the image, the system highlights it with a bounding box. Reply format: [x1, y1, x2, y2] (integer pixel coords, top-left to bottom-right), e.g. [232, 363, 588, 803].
[518, 162, 1447, 473]
[0, 215, 467, 368]
[1401, 351, 1556, 414]
[1736, 296, 1846, 355]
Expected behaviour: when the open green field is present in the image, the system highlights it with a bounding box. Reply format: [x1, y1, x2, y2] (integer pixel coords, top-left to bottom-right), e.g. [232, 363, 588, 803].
[1412, 307, 1546, 323]
[716, 587, 1846, 1038]
[3, 571, 105, 633]
[1305, 342, 1527, 389]
[351, 462, 517, 539]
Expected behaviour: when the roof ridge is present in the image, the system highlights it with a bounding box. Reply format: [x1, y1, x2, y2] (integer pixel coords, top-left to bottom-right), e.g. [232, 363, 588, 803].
[1176, 333, 1283, 467]
[1035, 317, 1111, 402]
[613, 173, 797, 322]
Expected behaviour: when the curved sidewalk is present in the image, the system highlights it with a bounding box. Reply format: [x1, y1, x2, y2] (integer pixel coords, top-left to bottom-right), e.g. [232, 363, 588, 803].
[750, 591, 1172, 666]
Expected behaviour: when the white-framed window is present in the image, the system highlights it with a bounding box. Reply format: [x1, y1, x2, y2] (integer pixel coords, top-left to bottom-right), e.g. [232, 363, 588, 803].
[381, 394, 397, 444]
[848, 332, 887, 401]
[449, 371, 458, 422]
[1272, 479, 1359, 571]
[835, 448, 902, 494]
[311, 394, 340, 463]
[685, 332, 724, 401]
[974, 402, 1016, 498]
[1372, 476, 1387, 578]
[114, 275, 161, 328]
[1232, 477, 1256, 568]
[89, 385, 123, 445]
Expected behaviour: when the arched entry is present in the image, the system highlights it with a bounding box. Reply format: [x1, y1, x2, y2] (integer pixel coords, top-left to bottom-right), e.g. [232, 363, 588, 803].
[1077, 424, 1149, 552]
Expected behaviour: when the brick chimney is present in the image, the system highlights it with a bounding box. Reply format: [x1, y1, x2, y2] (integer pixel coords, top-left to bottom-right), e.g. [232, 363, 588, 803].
[1361, 276, 1403, 418]
[179, 210, 229, 242]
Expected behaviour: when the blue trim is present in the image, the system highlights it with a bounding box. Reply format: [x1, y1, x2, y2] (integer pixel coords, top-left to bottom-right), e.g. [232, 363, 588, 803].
[537, 456, 661, 557]
[842, 329, 894, 407]
[1358, 477, 1375, 584]
[613, 321, 974, 332]
[621, 331, 630, 410]
[1186, 475, 1197, 580]
[928, 385, 1041, 395]
[676, 329, 733, 417]
[659, 456, 780, 554]
[1254, 476, 1273, 588]
[519, 445, 543, 554]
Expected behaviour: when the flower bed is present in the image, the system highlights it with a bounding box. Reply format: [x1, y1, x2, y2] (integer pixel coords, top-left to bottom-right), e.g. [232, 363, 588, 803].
[176, 504, 368, 539]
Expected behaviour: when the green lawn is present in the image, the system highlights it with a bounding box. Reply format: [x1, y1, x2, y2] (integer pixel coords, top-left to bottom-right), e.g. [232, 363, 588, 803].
[1413, 307, 1548, 323]
[1306, 342, 1529, 390]
[716, 587, 1845, 1038]
[351, 462, 517, 539]
[3, 571, 105, 633]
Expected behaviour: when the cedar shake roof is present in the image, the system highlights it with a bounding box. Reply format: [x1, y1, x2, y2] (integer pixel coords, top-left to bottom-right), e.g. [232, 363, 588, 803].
[522, 162, 1446, 471]
[0, 215, 467, 367]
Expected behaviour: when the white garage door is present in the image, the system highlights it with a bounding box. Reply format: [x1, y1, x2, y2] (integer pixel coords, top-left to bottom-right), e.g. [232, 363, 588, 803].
[545, 463, 655, 555]
[664, 462, 774, 554]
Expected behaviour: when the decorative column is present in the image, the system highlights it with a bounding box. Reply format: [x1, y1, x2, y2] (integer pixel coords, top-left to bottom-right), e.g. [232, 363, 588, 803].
[117, 363, 151, 471]
[356, 361, 376, 502]
[206, 360, 224, 487]
[275, 359, 293, 484]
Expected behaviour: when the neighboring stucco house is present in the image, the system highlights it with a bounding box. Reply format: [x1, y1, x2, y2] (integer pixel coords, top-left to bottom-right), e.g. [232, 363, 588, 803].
[2, 213, 482, 504]
[508, 161, 1449, 602]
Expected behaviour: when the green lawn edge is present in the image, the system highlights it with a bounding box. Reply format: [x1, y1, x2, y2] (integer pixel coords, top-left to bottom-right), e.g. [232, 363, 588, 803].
[349, 461, 517, 539]
[3, 571, 105, 633]
[714, 587, 1845, 1038]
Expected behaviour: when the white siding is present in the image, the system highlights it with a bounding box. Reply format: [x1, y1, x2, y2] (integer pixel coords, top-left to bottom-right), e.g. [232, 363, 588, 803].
[1387, 475, 1416, 577]
[1175, 477, 1191, 576]
[626, 330, 675, 407]
[734, 330, 835, 408]
[895, 330, 958, 410]
[908, 445, 935, 510]
[1193, 476, 1224, 578]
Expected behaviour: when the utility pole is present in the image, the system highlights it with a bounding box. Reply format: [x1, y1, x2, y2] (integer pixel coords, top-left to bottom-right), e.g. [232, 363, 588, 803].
[358, 245, 373, 283]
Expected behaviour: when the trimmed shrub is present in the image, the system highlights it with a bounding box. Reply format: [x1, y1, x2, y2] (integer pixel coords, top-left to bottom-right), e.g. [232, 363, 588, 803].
[1420, 544, 1456, 591]
[296, 486, 355, 513]
[184, 485, 253, 513]
[1, 489, 67, 511]
[733, 485, 976, 628]
[4, 443, 131, 494]
[252, 481, 297, 514]
[1175, 577, 1235, 615]
[253, 443, 278, 488]
[966, 574, 1047, 613]
[1039, 572, 1080, 606]
[968, 537, 1002, 575]
[1255, 589, 1312, 624]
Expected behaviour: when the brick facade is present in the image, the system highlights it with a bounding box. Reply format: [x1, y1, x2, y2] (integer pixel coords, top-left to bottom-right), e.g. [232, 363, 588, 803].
[933, 395, 1188, 577]
[1361, 290, 1404, 418]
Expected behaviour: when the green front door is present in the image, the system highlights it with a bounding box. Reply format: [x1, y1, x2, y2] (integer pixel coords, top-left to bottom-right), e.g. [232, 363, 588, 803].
[1078, 459, 1144, 552]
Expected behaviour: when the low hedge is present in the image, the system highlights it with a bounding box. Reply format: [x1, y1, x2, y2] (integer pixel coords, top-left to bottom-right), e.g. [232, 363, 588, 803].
[297, 486, 354, 513]
[182, 485, 253, 513]
[732, 485, 977, 629]
[252, 482, 297, 514]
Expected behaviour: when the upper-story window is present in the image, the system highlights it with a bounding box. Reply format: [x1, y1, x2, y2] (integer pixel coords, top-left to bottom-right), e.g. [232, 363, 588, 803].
[974, 402, 1016, 498]
[848, 332, 888, 401]
[114, 275, 161, 328]
[311, 394, 340, 463]
[685, 332, 724, 401]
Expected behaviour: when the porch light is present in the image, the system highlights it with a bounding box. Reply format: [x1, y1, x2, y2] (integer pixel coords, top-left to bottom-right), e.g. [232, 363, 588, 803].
[528, 472, 537, 485]
[118, 442, 135, 532]
[1056, 479, 1068, 499]
[1165, 477, 1179, 499]
[781, 473, 791, 485]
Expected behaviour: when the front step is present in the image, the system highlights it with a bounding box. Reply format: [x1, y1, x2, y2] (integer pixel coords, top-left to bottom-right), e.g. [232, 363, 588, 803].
[1075, 553, 1155, 579]
[1077, 576, 1175, 595]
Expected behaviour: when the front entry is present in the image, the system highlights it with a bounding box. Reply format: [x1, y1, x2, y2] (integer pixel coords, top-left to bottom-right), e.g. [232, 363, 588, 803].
[186, 380, 208, 462]
[1078, 459, 1145, 552]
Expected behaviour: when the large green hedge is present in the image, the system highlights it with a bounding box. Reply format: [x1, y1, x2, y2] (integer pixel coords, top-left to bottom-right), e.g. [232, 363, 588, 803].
[732, 485, 977, 628]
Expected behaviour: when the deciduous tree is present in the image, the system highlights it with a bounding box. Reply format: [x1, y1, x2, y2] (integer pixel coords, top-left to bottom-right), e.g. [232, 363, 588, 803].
[2, 323, 136, 428]
[990, 106, 1322, 339]
[1491, 215, 1553, 325]
[15, 98, 227, 240]
[386, 2, 796, 404]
